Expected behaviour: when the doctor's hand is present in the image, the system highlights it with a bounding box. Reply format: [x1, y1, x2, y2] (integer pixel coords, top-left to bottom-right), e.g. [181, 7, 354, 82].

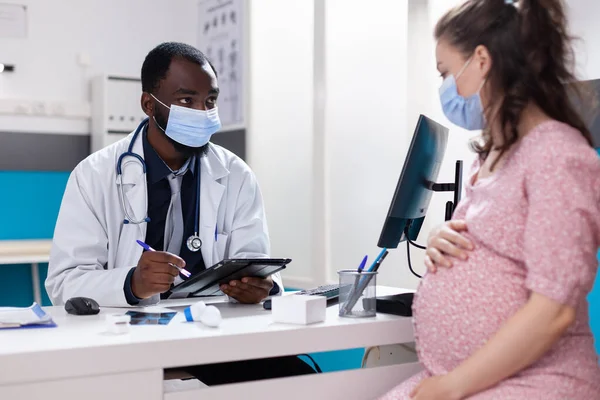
[131, 251, 185, 299]
[220, 277, 274, 304]
[425, 220, 473, 274]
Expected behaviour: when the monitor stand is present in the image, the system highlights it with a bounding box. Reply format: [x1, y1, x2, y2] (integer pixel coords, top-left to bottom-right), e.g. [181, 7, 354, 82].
[428, 160, 463, 221]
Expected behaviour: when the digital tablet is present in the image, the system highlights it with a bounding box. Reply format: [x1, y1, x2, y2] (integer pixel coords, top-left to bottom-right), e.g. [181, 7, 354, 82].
[170, 258, 291, 297]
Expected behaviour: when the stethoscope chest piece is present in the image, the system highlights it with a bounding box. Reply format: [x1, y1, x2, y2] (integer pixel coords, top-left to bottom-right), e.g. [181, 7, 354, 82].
[187, 234, 202, 252]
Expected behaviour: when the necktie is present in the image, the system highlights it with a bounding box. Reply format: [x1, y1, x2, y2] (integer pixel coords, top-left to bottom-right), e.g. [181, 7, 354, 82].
[164, 173, 184, 255]
[165, 173, 192, 290]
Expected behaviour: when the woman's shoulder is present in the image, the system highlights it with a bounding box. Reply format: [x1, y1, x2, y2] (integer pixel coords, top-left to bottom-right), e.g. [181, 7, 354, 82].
[519, 120, 600, 173]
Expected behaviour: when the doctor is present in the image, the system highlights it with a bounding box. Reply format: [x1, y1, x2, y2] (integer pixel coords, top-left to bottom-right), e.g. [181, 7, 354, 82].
[46, 42, 282, 307]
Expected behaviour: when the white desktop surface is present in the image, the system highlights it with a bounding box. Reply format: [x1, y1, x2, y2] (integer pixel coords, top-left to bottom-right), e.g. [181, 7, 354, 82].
[0, 287, 419, 400]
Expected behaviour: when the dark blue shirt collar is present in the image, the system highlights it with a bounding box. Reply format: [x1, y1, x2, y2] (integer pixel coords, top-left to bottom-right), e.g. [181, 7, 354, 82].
[142, 128, 196, 185]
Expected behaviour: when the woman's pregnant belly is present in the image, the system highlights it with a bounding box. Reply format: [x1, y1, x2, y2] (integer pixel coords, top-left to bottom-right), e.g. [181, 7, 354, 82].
[413, 241, 529, 374]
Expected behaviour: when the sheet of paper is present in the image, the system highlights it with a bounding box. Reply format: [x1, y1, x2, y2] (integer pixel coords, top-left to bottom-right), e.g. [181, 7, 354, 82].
[0, 303, 54, 328]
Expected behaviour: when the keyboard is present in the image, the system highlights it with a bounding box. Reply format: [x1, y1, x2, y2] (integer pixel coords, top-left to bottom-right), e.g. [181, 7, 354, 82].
[263, 284, 340, 310]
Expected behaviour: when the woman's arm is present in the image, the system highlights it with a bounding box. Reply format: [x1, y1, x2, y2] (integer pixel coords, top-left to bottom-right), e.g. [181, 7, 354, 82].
[447, 292, 576, 398]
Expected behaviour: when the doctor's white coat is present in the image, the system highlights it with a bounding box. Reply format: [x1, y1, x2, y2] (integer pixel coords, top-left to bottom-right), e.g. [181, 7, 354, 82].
[46, 130, 282, 306]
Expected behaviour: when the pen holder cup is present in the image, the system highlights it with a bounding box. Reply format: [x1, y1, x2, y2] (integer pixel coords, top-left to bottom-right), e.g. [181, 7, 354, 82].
[337, 269, 377, 318]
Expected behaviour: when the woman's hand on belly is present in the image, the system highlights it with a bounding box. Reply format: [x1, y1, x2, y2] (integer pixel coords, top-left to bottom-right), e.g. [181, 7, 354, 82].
[425, 220, 474, 273]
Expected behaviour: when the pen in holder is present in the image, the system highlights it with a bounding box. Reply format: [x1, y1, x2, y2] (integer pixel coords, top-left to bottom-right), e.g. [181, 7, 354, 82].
[338, 269, 377, 318]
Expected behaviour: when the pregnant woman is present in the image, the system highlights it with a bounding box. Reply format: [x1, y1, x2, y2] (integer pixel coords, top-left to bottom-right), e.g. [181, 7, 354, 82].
[380, 0, 600, 399]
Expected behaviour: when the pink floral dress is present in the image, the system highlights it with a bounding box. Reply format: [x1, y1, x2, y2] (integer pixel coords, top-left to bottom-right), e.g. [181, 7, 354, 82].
[380, 121, 600, 399]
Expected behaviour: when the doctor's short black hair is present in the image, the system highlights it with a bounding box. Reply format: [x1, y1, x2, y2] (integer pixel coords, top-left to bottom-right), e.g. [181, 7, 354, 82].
[141, 42, 217, 93]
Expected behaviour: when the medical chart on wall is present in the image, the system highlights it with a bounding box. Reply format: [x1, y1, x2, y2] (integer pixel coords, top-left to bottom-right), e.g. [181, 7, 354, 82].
[0, 3, 27, 38]
[198, 0, 244, 129]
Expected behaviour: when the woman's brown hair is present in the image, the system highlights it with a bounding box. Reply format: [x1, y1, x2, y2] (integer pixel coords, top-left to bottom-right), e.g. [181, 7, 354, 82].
[435, 0, 594, 163]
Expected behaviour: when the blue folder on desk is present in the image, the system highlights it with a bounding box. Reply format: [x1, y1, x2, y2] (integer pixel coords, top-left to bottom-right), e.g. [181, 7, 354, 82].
[0, 303, 57, 330]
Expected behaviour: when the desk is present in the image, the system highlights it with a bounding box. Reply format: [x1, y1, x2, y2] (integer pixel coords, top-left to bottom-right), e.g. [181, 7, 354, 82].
[0, 240, 52, 305]
[0, 287, 419, 400]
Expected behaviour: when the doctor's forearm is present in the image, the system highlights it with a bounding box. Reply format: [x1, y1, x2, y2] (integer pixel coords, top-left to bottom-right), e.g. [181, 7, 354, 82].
[447, 292, 576, 398]
[48, 266, 144, 307]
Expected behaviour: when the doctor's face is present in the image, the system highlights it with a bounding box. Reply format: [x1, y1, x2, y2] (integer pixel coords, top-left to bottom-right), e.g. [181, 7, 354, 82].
[146, 58, 219, 157]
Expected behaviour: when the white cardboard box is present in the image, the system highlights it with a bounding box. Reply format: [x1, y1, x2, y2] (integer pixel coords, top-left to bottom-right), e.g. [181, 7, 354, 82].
[271, 295, 326, 325]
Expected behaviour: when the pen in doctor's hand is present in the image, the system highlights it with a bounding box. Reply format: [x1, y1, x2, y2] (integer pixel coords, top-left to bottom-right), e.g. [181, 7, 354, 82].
[135, 240, 191, 278]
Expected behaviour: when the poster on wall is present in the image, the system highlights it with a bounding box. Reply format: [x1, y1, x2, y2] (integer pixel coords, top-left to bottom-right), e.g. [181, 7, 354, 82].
[198, 0, 244, 129]
[0, 3, 27, 38]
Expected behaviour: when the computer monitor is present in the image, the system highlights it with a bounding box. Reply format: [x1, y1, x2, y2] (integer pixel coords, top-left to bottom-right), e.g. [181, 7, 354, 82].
[377, 114, 461, 249]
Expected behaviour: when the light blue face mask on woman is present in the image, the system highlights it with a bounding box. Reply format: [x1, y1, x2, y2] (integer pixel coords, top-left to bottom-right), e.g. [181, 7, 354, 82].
[439, 57, 485, 131]
[151, 94, 222, 147]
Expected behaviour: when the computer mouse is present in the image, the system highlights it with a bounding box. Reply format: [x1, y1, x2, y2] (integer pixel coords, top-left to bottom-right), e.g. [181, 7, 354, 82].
[65, 297, 100, 315]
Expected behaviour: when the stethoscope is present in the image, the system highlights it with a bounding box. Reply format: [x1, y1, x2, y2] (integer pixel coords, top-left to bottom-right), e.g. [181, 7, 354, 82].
[116, 118, 203, 252]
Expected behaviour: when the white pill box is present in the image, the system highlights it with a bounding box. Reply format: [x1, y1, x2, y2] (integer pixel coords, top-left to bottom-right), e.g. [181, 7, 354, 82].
[106, 313, 131, 334]
[271, 295, 326, 325]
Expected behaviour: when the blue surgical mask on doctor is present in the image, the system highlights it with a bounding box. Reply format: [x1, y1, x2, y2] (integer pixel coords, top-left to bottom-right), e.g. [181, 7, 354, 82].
[439, 56, 486, 131]
[151, 94, 222, 147]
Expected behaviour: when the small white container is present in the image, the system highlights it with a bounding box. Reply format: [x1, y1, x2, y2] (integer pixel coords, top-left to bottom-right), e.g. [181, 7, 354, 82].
[271, 295, 326, 325]
[106, 313, 131, 334]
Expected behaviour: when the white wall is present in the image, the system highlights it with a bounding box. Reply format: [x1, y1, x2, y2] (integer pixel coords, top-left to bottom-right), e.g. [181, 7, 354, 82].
[247, 0, 413, 289]
[568, 0, 600, 79]
[324, 0, 410, 286]
[0, 0, 197, 133]
[247, 0, 316, 287]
